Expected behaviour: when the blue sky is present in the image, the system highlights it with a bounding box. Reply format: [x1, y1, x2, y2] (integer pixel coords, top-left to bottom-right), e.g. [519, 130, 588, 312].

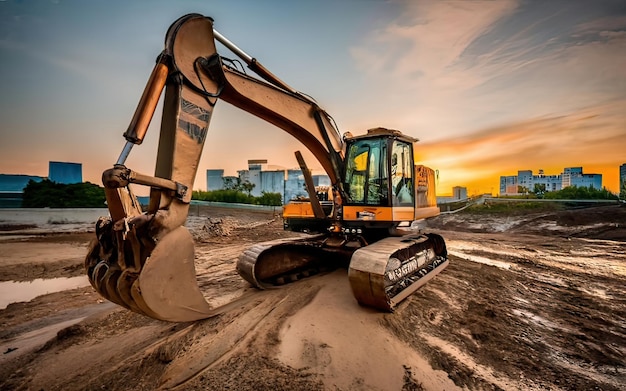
[1, 0, 624, 194]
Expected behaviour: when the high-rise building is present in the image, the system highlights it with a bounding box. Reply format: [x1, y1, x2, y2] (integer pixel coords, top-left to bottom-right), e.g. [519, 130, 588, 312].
[49, 161, 82, 184]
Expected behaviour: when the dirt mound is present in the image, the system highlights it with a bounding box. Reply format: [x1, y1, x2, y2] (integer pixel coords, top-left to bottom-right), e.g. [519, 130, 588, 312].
[429, 204, 626, 241]
[188, 216, 279, 241]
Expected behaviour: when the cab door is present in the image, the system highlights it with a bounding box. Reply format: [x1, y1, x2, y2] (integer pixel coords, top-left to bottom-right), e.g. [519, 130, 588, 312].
[343, 138, 389, 207]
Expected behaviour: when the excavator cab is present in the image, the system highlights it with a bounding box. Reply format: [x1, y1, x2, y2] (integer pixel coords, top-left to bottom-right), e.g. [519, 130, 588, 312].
[343, 129, 416, 209]
[340, 129, 437, 237]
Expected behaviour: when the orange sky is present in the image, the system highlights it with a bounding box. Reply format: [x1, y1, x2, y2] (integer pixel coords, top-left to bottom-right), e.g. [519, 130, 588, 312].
[416, 100, 626, 195]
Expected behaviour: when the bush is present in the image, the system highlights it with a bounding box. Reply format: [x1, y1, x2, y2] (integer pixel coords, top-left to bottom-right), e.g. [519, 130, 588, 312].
[543, 185, 617, 200]
[192, 189, 254, 204]
[255, 192, 282, 206]
[192, 190, 282, 206]
[22, 179, 106, 208]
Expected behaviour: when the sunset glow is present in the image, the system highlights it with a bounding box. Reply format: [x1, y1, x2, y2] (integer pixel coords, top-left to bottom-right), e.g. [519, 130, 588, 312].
[0, 1, 624, 196]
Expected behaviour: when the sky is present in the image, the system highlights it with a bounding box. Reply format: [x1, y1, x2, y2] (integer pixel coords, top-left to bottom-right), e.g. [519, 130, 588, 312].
[0, 0, 624, 196]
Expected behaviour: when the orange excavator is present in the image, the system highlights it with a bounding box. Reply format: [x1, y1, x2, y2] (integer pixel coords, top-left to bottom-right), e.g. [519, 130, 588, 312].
[85, 14, 448, 322]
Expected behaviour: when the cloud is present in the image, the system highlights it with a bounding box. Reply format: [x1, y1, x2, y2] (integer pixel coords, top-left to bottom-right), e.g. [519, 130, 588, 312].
[351, 0, 518, 83]
[345, 1, 519, 133]
[345, 0, 626, 147]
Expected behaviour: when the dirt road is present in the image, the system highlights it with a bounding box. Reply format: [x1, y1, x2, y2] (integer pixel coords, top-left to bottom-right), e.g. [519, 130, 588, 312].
[1, 204, 624, 390]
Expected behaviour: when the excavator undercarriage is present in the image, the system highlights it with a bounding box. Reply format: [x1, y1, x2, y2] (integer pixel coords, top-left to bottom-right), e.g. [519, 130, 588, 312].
[85, 14, 448, 322]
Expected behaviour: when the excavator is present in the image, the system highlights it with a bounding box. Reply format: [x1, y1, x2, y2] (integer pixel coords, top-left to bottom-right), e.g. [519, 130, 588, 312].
[85, 14, 448, 322]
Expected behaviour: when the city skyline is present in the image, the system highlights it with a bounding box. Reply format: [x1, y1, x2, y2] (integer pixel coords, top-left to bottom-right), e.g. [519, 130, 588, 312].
[6, 157, 623, 198]
[1, 1, 624, 195]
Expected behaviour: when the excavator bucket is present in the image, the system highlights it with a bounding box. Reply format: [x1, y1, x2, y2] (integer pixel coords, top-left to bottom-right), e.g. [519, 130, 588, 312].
[86, 223, 221, 322]
[135, 226, 215, 321]
[85, 184, 221, 321]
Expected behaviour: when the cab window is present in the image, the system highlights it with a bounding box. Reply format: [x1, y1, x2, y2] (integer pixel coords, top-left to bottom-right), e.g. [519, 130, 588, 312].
[344, 139, 388, 205]
[391, 141, 413, 206]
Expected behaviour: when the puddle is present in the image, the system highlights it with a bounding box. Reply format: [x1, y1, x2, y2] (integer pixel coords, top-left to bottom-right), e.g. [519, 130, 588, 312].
[0, 276, 90, 309]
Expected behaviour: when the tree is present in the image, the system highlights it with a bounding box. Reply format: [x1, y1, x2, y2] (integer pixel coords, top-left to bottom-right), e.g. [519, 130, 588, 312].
[222, 177, 240, 190]
[240, 181, 255, 196]
[222, 177, 255, 195]
[531, 183, 546, 198]
[22, 179, 106, 208]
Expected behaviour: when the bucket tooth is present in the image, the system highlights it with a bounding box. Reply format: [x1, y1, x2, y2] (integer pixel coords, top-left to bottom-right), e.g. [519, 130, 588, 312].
[90, 262, 108, 292]
[116, 271, 147, 316]
[102, 268, 130, 309]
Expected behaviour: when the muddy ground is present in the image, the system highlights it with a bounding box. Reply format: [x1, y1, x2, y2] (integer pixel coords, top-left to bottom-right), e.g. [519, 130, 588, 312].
[0, 203, 624, 390]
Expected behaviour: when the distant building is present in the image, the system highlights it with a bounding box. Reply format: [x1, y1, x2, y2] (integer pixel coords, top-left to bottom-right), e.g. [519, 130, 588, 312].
[452, 186, 467, 200]
[563, 167, 602, 190]
[517, 170, 532, 192]
[210, 160, 329, 204]
[206, 169, 224, 190]
[284, 169, 307, 203]
[436, 186, 468, 204]
[222, 176, 239, 188]
[499, 166, 602, 196]
[243, 159, 266, 197]
[499, 175, 518, 195]
[561, 167, 579, 188]
[313, 174, 331, 187]
[238, 159, 287, 197]
[260, 170, 285, 196]
[49, 161, 82, 184]
[534, 169, 562, 193]
[0, 174, 44, 208]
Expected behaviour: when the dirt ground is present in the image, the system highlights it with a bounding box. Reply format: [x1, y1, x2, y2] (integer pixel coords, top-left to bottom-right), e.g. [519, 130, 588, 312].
[0, 203, 624, 390]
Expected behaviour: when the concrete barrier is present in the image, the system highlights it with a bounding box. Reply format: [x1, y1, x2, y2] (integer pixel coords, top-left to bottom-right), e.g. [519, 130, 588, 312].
[0, 208, 109, 225]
